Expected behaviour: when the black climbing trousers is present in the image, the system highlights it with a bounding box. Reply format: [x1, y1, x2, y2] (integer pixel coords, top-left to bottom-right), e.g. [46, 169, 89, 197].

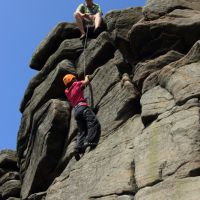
[74, 106, 100, 151]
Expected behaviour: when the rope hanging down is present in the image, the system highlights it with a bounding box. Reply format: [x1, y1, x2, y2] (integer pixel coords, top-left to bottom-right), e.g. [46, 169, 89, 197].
[83, 24, 89, 78]
[82, 25, 95, 110]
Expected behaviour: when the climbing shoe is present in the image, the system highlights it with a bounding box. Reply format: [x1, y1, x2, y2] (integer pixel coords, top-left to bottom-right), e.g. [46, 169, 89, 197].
[74, 152, 81, 161]
[74, 148, 81, 161]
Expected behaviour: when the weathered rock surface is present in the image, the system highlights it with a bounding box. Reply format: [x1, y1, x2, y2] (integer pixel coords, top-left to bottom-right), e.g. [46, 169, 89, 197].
[135, 177, 200, 200]
[20, 99, 70, 199]
[27, 191, 46, 200]
[97, 82, 139, 136]
[129, 9, 200, 60]
[134, 100, 200, 188]
[133, 50, 184, 89]
[140, 85, 175, 125]
[0, 172, 19, 186]
[0, 150, 18, 171]
[45, 116, 144, 200]
[30, 22, 80, 70]
[20, 58, 75, 112]
[84, 50, 132, 108]
[18, 64, 73, 161]
[2, 1, 200, 200]
[93, 196, 134, 200]
[7, 198, 21, 200]
[0, 150, 20, 200]
[77, 32, 116, 77]
[105, 7, 143, 40]
[143, 0, 200, 20]
[105, 7, 143, 65]
[1, 180, 21, 199]
[142, 73, 158, 93]
[159, 40, 200, 105]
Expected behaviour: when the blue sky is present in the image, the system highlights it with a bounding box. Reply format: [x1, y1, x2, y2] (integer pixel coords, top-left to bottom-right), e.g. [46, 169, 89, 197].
[0, 0, 146, 150]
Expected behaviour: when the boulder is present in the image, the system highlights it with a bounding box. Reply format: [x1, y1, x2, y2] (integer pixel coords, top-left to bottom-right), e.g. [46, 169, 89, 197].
[17, 64, 73, 160]
[20, 59, 75, 112]
[143, 0, 200, 20]
[105, 7, 143, 40]
[134, 101, 200, 188]
[55, 138, 77, 175]
[20, 99, 70, 200]
[84, 50, 125, 108]
[45, 116, 144, 200]
[140, 86, 175, 125]
[159, 40, 200, 105]
[0, 150, 17, 170]
[135, 177, 200, 200]
[77, 32, 116, 77]
[97, 81, 140, 136]
[105, 7, 143, 65]
[0, 172, 19, 186]
[133, 50, 184, 90]
[1, 180, 21, 199]
[30, 22, 80, 70]
[129, 9, 200, 60]
[42, 38, 83, 65]
[142, 71, 160, 94]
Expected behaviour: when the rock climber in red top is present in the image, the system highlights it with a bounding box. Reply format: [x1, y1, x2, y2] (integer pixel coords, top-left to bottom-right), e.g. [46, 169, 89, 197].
[63, 74, 100, 160]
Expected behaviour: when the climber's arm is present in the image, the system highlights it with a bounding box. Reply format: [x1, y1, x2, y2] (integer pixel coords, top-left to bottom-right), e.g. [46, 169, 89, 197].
[82, 75, 90, 86]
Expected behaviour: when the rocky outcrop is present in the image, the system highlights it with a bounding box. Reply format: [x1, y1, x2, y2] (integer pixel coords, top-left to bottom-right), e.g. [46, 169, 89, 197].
[105, 7, 143, 65]
[20, 99, 70, 200]
[77, 32, 116, 77]
[129, 8, 200, 60]
[135, 177, 200, 200]
[143, 0, 200, 20]
[0, 150, 21, 200]
[1, 1, 200, 199]
[105, 7, 143, 40]
[30, 23, 80, 70]
[45, 116, 143, 200]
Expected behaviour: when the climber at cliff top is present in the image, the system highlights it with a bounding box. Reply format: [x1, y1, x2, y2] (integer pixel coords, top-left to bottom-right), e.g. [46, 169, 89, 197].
[74, 0, 103, 40]
[63, 74, 100, 161]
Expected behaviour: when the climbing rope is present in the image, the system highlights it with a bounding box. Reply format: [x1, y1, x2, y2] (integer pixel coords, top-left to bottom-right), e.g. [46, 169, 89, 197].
[82, 24, 95, 110]
[83, 24, 89, 78]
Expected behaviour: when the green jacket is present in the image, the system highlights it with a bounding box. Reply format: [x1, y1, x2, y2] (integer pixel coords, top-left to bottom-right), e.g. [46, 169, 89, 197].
[76, 3, 102, 15]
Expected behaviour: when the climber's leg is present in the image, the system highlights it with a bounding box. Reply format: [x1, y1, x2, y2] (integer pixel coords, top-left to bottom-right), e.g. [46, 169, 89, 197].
[76, 119, 87, 152]
[83, 107, 100, 147]
[74, 106, 88, 153]
[93, 13, 102, 30]
[74, 12, 86, 39]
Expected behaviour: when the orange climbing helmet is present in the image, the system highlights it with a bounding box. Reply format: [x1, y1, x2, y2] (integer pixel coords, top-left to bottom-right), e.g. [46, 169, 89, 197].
[63, 74, 76, 86]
